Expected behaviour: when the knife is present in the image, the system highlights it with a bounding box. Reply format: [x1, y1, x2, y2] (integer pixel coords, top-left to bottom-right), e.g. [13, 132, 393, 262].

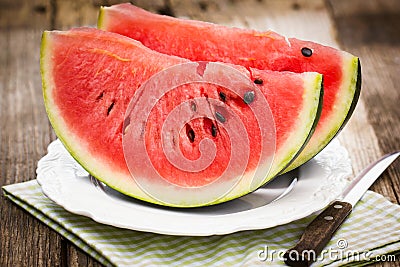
[284, 151, 400, 267]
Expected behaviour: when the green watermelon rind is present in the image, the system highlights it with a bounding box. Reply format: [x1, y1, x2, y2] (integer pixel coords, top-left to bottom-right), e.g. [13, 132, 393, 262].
[263, 73, 323, 180]
[339, 59, 361, 133]
[283, 56, 360, 172]
[221, 72, 324, 202]
[40, 31, 155, 204]
[276, 75, 324, 175]
[41, 30, 322, 207]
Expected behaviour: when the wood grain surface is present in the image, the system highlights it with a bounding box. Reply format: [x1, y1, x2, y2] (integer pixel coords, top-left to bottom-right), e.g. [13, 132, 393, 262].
[1, 0, 399, 266]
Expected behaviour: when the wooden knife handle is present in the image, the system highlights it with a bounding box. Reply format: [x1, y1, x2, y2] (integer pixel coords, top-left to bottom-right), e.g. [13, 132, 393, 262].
[284, 201, 352, 267]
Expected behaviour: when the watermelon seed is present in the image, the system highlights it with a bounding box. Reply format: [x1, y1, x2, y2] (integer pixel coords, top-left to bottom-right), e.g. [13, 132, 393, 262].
[191, 101, 197, 112]
[211, 123, 217, 137]
[215, 111, 226, 123]
[96, 91, 104, 100]
[186, 124, 195, 143]
[301, 47, 313, 57]
[107, 101, 115, 116]
[187, 129, 195, 143]
[254, 78, 263, 85]
[243, 91, 255, 104]
[219, 92, 226, 102]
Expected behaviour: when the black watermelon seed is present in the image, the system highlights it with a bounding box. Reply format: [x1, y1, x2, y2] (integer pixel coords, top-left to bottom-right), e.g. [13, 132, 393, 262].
[219, 91, 226, 102]
[215, 111, 226, 123]
[211, 124, 217, 137]
[96, 91, 104, 100]
[301, 47, 313, 57]
[187, 129, 195, 143]
[254, 78, 263, 85]
[107, 101, 115, 116]
[191, 101, 197, 112]
[243, 91, 255, 104]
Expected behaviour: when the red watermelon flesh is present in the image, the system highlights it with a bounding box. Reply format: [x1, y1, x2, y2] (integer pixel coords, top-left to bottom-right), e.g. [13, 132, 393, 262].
[98, 3, 361, 171]
[41, 28, 322, 207]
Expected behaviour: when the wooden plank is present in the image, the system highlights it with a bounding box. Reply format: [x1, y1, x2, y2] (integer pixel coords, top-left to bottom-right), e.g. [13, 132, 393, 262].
[171, 0, 338, 46]
[328, 0, 400, 204]
[52, 0, 166, 29]
[0, 27, 62, 266]
[0, 0, 51, 29]
[327, 0, 400, 18]
[65, 245, 103, 267]
[328, 1, 400, 266]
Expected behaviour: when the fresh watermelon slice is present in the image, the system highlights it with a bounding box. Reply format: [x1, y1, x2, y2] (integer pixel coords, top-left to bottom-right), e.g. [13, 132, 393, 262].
[41, 28, 322, 207]
[98, 3, 361, 171]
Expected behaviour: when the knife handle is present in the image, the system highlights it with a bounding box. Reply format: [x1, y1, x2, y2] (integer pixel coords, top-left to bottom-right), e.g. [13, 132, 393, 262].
[284, 201, 352, 267]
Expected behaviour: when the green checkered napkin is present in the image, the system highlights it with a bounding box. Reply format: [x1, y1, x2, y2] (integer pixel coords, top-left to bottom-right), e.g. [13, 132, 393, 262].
[3, 180, 400, 266]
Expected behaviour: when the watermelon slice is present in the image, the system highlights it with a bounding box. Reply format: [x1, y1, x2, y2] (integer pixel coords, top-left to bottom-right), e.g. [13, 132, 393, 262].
[41, 28, 322, 207]
[98, 3, 361, 171]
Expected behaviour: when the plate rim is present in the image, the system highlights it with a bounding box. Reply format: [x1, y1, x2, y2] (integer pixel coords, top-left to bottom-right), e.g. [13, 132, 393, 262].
[36, 139, 352, 236]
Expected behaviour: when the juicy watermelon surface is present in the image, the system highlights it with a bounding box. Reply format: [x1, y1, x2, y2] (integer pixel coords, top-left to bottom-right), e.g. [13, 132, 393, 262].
[98, 3, 361, 171]
[41, 28, 322, 207]
[46, 29, 185, 177]
[141, 73, 305, 188]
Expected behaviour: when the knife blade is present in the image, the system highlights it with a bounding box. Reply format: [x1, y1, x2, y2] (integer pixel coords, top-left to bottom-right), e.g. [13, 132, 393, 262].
[284, 151, 400, 267]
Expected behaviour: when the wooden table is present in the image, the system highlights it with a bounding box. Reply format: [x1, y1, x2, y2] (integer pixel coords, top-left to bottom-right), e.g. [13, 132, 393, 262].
[1, 0, 399, 266]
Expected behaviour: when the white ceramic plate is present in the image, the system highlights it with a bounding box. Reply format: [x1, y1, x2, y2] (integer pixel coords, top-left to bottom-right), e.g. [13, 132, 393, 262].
[36, 139, 352, 236]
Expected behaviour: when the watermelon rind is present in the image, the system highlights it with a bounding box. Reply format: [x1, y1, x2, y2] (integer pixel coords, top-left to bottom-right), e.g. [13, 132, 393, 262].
[262, 73, 323, 179]
[40, 31, 154, 203]
[223, 72, 323, 200]
[284, 56, 360, 172]
[339, 59, 361, 134]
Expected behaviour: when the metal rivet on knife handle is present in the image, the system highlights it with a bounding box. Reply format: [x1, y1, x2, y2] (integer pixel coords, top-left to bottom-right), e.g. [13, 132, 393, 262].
[284, 201, 352, 267]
